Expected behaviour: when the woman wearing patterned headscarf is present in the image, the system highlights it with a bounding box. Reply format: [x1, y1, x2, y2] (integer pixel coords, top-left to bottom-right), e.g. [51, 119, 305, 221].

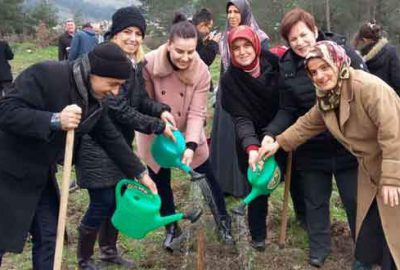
[260, 40, 400, 270]
[210, 0, 269, 198]
[220, 25, 283, 251]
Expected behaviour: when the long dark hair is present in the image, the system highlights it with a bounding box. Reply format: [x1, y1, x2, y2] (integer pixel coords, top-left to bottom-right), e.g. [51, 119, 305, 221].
[353, 20, 383, 47]
[169, 12, 197, 41]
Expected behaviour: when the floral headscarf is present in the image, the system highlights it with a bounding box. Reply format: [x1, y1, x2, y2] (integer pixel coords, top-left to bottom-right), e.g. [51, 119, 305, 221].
[305, 40, 351, 112]
[228, 25, 261, 71]
[220, 0, 269, 71]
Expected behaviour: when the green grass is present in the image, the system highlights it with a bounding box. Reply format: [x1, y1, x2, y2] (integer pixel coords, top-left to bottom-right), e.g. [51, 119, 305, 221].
[9, 42, 57, 77]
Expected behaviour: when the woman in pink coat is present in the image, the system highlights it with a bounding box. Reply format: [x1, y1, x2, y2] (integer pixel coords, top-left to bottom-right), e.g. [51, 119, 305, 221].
[135, 13, 233, 251]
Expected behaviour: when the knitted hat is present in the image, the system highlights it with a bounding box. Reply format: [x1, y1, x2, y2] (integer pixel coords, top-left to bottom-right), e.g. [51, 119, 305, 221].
[88, 42, 131, 80]
[109, 6, 146, 38]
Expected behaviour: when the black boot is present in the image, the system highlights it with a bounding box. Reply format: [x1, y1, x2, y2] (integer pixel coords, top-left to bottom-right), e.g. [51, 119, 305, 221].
[77, 225, 99, 270]
[216, 215, 235, 245]
[163, 222, 182, 252]
[98, 218, 136, 269]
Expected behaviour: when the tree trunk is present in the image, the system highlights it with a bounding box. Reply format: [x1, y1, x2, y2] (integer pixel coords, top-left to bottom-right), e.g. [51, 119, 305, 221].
[325, 0, 331, 32]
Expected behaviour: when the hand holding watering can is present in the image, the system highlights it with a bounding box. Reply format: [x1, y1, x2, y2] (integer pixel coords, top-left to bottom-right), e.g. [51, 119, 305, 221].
[231, 144, 281, 216]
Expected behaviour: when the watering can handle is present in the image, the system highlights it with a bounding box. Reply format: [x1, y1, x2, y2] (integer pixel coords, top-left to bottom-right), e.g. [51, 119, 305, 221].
[115, 179, 151, 207]
[115, 179, 132, 207]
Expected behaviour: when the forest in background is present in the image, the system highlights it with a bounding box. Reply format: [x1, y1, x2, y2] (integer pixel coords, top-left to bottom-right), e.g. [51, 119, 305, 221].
[0, 0, 399, 49]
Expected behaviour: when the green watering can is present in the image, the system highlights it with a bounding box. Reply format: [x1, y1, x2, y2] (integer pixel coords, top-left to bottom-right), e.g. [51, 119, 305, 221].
[111, 179, 202, 239]
[151, 129, 220, 219]
[151, 129, 192, 173]
[231, 156, 281, 215]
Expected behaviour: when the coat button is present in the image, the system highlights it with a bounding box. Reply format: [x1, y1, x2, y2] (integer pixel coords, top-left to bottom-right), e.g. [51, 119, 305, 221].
[180, 92, 184, 97]
[161, 90, 166, 95]
[177, 112, 181, 117]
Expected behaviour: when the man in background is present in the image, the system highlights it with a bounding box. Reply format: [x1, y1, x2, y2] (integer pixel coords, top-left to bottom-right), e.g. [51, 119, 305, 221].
[192, 8, 221, 67]
[68, 22, 98, 61]
[58, 19, 75, 61]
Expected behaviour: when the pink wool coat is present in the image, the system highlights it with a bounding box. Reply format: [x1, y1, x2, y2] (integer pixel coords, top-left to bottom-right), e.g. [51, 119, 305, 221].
[135, 43, 211, 173]
[277, 68, 400, 267]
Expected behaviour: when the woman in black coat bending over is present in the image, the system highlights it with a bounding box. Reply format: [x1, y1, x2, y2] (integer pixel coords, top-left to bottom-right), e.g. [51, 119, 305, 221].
[220, 25, 284, 251]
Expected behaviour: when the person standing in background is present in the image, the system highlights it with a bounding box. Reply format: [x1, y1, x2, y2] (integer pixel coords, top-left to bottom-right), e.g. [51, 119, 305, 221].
[192, 8, 221, 68]
[0, 39, 14, 96]
[353, 20, 400, 94]
[58, 19, 75, 61]
[68, 22, 98, 61]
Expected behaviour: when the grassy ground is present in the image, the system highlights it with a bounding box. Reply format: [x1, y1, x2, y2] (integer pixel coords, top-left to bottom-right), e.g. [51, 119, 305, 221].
[1, 44, 353, 270]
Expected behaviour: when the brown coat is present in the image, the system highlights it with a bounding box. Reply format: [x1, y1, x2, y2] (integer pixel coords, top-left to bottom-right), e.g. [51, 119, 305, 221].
[277, 68, 400, 267]
[136, 44, 211, 172]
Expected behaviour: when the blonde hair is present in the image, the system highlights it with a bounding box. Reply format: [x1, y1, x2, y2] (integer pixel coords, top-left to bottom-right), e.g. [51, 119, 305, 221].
[135, 45, 145, 63]
[110, 37, 145, 63]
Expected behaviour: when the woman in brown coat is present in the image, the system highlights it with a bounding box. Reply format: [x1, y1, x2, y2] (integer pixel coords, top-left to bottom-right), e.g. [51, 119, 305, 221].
[260, 41, 400, 269]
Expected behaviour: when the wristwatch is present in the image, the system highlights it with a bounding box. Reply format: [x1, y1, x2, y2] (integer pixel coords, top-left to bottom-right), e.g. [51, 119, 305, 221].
[50, 113, 62, 130]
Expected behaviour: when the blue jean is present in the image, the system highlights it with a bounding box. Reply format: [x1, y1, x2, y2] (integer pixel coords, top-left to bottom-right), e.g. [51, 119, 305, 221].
[81, 187, 116, 230]
[29, 180, 59, 270]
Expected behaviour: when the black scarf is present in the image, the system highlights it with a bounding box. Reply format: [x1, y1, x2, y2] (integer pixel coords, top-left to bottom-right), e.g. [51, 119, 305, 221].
[221, 51, 280, 129]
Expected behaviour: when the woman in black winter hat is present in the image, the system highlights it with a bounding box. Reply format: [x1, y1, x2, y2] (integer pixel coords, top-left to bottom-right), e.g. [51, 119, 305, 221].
[75, 6, 176, 270]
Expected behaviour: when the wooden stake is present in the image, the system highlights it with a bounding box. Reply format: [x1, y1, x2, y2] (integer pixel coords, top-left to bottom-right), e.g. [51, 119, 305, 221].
[279, 151, 293, 248]
[53, 130, 75, 270]
[196, 227, 205, 270]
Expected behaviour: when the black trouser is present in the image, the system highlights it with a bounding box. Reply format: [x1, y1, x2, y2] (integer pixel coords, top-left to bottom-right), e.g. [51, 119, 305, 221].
[81, 186, 116, 230]
[355, 200, 396, 270]
[148, 159, 228, 217]
[289, 167, 306, 222]
[29, 180, 59, 270]
[236, 146, 273, 241]
[299, 166, 357, 258]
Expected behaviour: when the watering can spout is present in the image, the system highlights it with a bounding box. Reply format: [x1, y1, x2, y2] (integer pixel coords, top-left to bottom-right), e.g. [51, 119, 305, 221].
[156, 213, 185, 227]
[243, 190, 259, 205]
[230, 156, 281, 215]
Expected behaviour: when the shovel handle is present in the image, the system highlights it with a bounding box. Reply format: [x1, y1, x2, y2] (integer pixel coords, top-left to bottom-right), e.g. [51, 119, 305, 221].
[54, 130, 75, 270]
